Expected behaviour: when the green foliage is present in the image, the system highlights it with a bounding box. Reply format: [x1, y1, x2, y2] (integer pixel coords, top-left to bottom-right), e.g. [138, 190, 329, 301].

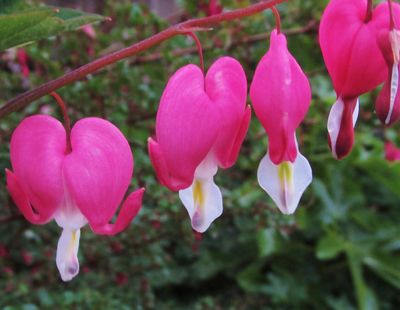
[1, 0, 400, 309]
[0, 1, 106, 51]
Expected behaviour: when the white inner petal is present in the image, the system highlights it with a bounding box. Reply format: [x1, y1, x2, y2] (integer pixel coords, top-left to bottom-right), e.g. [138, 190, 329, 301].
[54, 185, 87, 282]
[257, 151, 312, 214]
[178, 155, 222, 233]
[56, 228, 81, 282]
[327, 97, 359, 158]
[386, 64, 399, 124]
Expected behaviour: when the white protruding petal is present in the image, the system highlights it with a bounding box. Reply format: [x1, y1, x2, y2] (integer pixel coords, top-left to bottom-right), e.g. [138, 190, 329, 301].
[178, 156, 222, 233]
[353, 99, 360, 126]
[56, 228, 81, 282]
[327, 97, 359, 158]
[386, 64, 399, 124]
[257, 152, 312, 214]
[54, 184, 87, 230]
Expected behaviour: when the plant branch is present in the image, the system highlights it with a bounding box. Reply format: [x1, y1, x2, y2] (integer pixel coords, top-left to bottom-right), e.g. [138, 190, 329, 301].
[130, 20, 317, 65]
[0, 0, 287, 119]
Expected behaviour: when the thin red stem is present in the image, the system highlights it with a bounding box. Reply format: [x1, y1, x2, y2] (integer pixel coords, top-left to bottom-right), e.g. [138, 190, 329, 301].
[388, 0, 396, 30]
[185, 32, 205, 73]
[365, 0, 373, 22]
[271, 6, 281, 33]
[50, 92, 72, 153]
[0, 0, 286, 119]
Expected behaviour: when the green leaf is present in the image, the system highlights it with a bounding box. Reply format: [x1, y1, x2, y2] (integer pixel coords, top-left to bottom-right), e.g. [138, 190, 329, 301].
[364, 253, 400, 289]
[316, 232, 345, 260]
[347, 250, 379, 310]
[257, 228, 278, 257]
[356, 158, 400, 199]
[0, 6, 106, 51]
[0, 8, 54, 41]
[0, 0, 27, 14]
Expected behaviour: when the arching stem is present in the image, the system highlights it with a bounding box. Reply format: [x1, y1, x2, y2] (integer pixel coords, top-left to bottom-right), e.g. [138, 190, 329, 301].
[185, 32, 205, 73]
[365, 0, 373, 23]
[0, 0, 286, 119]
[388, 0, 396, 30]
[271, 6, 281, 33]
[50, 92, 72, 153]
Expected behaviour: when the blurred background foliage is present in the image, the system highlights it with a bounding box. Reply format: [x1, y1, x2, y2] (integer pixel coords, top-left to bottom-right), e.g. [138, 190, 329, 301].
[1, 0, 400, 309]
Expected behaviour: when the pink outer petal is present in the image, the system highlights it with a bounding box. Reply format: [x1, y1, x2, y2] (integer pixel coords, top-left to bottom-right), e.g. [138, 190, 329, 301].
[319, 1, 400, 98]
[62, 117, 134, 228]
[377, 29, 394, 65]
[328, 97, 359, 159]
[205, 56, 250, 168]
[148, 137, 189, 191]
[222, 106, 251, 167]
[9, 115, 66, 220]
[250, 30, 311, 164]
[376, 66, 400, 126]
[90, 188, 144, 235]
[6, 169, 53, 224]
[319, 0, 366, 95]
[150, 64, 220, 190]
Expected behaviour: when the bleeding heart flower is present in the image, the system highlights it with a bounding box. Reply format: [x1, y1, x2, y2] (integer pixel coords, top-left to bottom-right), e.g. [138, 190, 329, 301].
[319, 0, 398, 159]
[250, 29, 312, 214]
[376, 22, 400, 126]
[6, 115, 144, 281]
[148, 56, 250, 232]
[385, 141, 400, 161]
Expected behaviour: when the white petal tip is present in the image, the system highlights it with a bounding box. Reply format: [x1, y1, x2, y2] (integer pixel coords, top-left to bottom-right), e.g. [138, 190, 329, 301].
[179, 174, 223, 233]
[56, 229, 81, 282]
[257, 152, 312, 214]
[59, 259, 79, 282]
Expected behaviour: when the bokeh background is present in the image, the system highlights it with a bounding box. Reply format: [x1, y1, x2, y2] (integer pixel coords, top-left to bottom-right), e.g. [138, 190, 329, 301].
[1, 0, 400, 309]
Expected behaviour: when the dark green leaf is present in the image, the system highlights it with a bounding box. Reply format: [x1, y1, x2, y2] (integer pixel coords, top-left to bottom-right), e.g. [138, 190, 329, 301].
[364, 253, 400, 289]
[0, 7, 106, 51]
[316, 232, 345, 260]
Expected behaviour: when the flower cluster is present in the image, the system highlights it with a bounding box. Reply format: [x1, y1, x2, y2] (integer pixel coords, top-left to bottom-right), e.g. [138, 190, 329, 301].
[5, 1, 400, 282]
[320, 0, 400, 159]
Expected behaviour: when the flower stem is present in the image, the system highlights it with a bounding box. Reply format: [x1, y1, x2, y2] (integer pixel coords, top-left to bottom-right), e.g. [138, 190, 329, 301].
[271, 6, 281, 33]
[185, 32, 205, 73]
[388, 0, 396, 30]
[50, 92, 72, 153]
[365, 0, 373, 23]
[0, 0, 286, 119]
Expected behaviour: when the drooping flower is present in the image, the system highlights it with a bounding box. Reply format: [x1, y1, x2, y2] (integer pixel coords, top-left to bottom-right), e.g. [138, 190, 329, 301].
[250, 29, 312, 214]
[385, 141, 400, 162]
[148, 56, 250, 232]
[6, 115, 144, 281]
[319, 0, 399, 159]
[376, 23, 400, 126]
